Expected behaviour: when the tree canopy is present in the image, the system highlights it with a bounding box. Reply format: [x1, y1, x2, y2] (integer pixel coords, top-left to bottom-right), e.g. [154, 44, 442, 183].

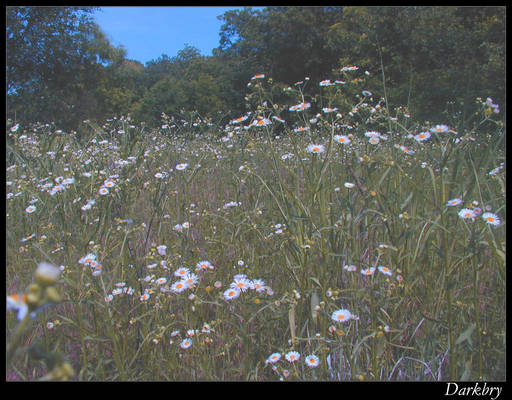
[6, 6, 505, 131]
[6, 6, 128, 128]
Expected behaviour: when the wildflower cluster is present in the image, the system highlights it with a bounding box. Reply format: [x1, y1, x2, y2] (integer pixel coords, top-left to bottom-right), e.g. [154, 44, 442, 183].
[6, 67, 505, 381]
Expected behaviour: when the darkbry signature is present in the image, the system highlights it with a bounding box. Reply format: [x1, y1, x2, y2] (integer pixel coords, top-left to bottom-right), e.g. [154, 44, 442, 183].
[445, 382, 502, 400]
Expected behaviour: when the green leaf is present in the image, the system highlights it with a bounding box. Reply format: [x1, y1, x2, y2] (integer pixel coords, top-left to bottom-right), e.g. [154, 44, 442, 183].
[310, 291, 320, 323]
[351, 333, 375, 359]
[288, 306, 296, 343]
[377, 166, 392, 188]
[400, 192, 414, 211]
[455, 323, 476, 346]
[309, 276, 323, 288]
[460, 358, 473, 381]
[83, 335, 110, 343]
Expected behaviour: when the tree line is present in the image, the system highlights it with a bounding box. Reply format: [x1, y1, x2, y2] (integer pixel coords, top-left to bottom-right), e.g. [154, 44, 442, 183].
[6, 6, 505, 131]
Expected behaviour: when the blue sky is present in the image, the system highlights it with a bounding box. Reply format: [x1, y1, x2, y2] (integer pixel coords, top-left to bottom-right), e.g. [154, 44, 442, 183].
[93, 6, 259, 65]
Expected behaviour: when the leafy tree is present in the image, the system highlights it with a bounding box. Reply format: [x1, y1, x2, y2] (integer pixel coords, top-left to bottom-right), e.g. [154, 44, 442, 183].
[132, 46, 229, 127]
[95, 59, 146, 119]
[326, 6, 505, 123]
[142, 45, 202, 89]
[6, 6, 126, 129]
[143, 54, 175, 89]
[216, 7, 344, 85]
[7, 6, 504, 131]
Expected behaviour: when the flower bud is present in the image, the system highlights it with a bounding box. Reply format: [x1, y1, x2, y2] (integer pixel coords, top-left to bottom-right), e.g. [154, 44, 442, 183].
[45, 286, 62, 303]
[54, 361, 74, 381]
[26, 283, 42, 307]
[34, 262, 61, 286]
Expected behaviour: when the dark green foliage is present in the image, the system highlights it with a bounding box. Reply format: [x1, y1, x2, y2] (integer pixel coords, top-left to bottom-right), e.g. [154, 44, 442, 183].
[132, 47, 231, 126]
[326, 6, 505, 122]
[221, 6, 345, 83]
[6, 6, 505, 131]
[6, 6, 127, 129]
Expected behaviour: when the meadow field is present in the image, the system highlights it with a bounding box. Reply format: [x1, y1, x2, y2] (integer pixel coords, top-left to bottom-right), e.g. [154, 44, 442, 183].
[6, 70, 506, 381]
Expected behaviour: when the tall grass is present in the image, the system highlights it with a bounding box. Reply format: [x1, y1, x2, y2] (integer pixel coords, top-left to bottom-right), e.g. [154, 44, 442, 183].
[6, 70, 505, 381]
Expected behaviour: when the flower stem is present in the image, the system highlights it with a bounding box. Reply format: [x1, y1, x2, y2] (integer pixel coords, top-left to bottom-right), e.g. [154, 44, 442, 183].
[6, 312, 32, 368]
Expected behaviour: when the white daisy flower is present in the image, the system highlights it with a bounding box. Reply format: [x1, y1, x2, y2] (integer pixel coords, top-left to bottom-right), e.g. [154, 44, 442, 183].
[446, 198, 463, 206]
[331, 309, 353, 323]
[7, 293, 29, 321]
[183, 272, 199, 288]
[482, 212, 501, 226]
[251, 118, 272, 128]
[155, 277, 167, 285]
[289, 102, 311, 112]
[285, 351, 300, 362]
[333, 134, 351, 145]
[170, 280, 189, 293]
[250, 279, 266, 292]
[430, 124, 450, 133]
[223, 287, 241, 301]
[174, 267, 190, 278]
[458, 208, 476, 219]
[364, 131, 381, 138]
[305, 354, 320, 367]
[196, 260, 213, 271]
[377, 265, 393, 276]
[361, 266, 376, 276]
[231, 276, 251, 292]
[414, 131, 431, 142]
[306, 144, 325, 154]
[156, 245, 167, 256]
[266, 352, 281, 364]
